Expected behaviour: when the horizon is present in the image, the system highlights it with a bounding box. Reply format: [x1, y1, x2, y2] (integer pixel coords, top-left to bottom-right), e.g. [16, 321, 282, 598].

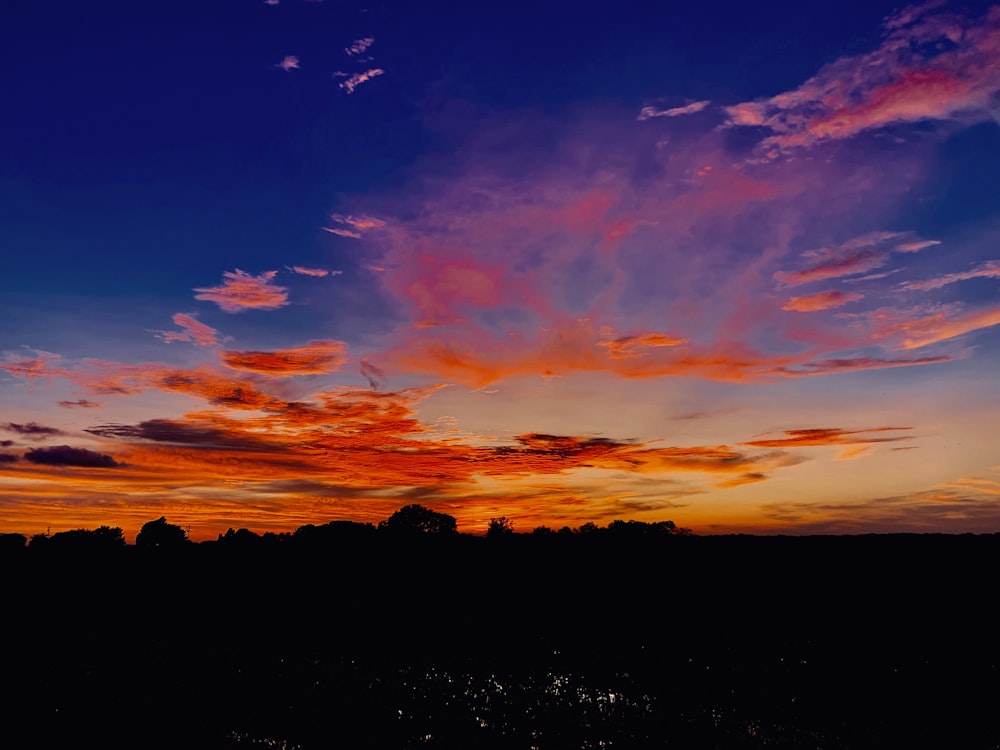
[3, 0, 1000, 541]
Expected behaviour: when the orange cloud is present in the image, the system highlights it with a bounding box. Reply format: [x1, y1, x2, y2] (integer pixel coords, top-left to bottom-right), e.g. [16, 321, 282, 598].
[874, 304, 1000, 350]
[194, 269, 289, 313]
[339, 68, 384, 94]
[743, 426, 912, 449]
[782, 290, 863, 312]
[219, 340, 349, 377]
[599, 332, 689, 359]
[390, 318, 816, 387]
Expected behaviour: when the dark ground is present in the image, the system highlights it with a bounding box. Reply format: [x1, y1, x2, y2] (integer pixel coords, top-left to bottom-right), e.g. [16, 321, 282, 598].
[3, 528, 998, 749]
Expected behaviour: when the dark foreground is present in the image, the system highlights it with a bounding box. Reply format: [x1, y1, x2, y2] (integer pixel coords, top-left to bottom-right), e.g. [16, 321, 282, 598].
[3, 530, 999, 749]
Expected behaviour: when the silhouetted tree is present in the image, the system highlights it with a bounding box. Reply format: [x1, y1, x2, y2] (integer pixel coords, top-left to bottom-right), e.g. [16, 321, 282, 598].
[135, 516, 189, 549]
[44, 525, 126, 554]
[0, 532, 26, 554]
[486, 516, 514, 538]
[378, 504, 457, 535]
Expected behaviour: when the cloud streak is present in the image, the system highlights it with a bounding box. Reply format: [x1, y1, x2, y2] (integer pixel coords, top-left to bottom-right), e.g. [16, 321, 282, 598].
[901, 260, 1000, 291]
[219, 340, 349, 376]
[781, 290, 863, 312]
[637, 100, 710, 121]
[774, 232, 935, 287]
[23, 445, 121, 468]
[3, 422, 65, 439]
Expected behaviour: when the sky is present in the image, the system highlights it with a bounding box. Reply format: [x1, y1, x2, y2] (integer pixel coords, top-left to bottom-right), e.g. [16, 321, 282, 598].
[2, 0, 1000, 540]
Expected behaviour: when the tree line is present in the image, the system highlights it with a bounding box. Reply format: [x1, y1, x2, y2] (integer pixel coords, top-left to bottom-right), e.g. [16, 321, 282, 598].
[0, 504, 692, 556]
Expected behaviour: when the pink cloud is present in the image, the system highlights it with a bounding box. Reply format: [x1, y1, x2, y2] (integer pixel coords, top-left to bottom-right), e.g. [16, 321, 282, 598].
[287, 265, 341, 277]
[781, 290, 863, 312]
[277, 55, 299, 72]
[901, 260, 1000, 291]
[338, 68, 384, 94]
[194, 270, 289, 313]
[895, 239, 942, 253]
[725, 4, 1000, 152]
[0, 352, 67, 381]
[156, 313, 219, 347]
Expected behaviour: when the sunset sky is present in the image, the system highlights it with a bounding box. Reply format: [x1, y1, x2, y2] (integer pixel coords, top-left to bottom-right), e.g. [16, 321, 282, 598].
[3, 0, 1000, 540]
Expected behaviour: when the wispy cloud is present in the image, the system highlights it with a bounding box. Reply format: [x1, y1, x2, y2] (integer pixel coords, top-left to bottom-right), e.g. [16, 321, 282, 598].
[3, 422, 65, 439]
[57, 400, 102, 409]
[324, 213, 385, 237]
[338, 68, 384, 94]
[759, 482, 1000, 535]
[322, 226, 361, 239]
[0, 351, 66, 381]
[637, 100, 710, 121]
[900, 260, 1000, 291]
[772, 354, 953, 377]
[276, 55, 299, 71]
[885, 303, 1000, 350]
[218, 340, 349, 377]
[194, 269, 289, 313]
[724, 4, 1000, 153]
[155, 313, 220, 347]
[774, 232, 935, 287]
[345, 37, 374, 56]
